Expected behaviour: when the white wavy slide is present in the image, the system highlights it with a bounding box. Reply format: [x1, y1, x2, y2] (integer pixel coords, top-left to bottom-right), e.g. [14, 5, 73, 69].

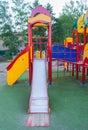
[30, 59, 49, 113]
[27, 59, 49, 127]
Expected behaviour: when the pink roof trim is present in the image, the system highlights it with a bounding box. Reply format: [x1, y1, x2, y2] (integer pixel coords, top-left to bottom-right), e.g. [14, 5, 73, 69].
[31, 6, 51, 17]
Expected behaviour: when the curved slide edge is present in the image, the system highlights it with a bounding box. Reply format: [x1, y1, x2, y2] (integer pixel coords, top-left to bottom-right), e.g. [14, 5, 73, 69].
[6, 46, 29, 86]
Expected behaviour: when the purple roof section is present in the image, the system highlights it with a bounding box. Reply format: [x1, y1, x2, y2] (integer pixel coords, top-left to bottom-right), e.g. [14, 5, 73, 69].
[31, 6, 51, 18]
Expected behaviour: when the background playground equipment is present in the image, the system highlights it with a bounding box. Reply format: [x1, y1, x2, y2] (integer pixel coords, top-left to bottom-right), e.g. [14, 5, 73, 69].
[64, 37, 73, 48]
[52, 10, 88, 83]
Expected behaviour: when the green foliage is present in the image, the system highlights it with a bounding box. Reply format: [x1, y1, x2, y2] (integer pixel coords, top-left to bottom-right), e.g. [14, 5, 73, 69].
[1, 24, 22, 56]
[1, 0, 87, 52]
[29, 0, 41, 11]
[62, 0, 88, 19]
[45, 3, 55, 22]
[0, 0, 31, 57]
[72, 19, 78, 30]
[0, 1, 12, 32]
[52, 0, 88, 43]
[12, 0, 31, 43]
[52, 18, 64, 43]
[0, 1, 16, 57]
[59, 14, 74, 38]
[52, 14, 74, 43]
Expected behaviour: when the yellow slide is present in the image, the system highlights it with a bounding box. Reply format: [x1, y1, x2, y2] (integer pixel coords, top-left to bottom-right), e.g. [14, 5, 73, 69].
[6, 46, 29, 86]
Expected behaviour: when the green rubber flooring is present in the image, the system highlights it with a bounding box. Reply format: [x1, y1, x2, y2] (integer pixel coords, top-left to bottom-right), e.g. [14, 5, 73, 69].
[0, 72, 88, 130]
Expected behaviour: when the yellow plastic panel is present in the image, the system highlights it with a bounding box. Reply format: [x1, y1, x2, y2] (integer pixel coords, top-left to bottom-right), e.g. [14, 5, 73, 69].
[42, 51, 45, 59]
[30, 46, 32, 60]
[33, 23, 48, 28]
[87, 27, 88, 33]
[83, 43, 88, 62]
[7, 52, 28, 86]
[66, 37, 72, 43]
[28, 14, 51, 24]
[77, 16, 84, 33]
[36, 51, 40, 59]
[64, 37, 73, 47]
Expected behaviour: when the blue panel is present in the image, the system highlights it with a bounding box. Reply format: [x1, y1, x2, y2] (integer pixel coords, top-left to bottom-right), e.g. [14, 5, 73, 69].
[52, 44, 76, 62]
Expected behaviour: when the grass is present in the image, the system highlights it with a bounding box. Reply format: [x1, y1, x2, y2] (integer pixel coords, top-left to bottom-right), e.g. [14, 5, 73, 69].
[0, 72, 88, 130]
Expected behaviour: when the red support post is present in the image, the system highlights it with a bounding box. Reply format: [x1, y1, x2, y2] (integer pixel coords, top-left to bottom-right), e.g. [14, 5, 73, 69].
[82, 67, 85, 84]
[28, 23, 32, 85]
[76, 64, 79, 79]
[48, 23, 52, 84]
[76, 33, 80, 62]
[84, 27, 86, 46]
[72, 64, 74, 76]
[77, 33, 80, 45]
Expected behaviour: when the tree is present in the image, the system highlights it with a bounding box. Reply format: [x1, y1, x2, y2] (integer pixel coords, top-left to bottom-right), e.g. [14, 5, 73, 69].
[12, 0, 31, 44]
[52, 0, 88, 43]
[0, 0, 22, 57]
[1, 24, 21, 56]
[29, 0, 41, 11]
[45, 3, 55, 22]
[52, 14, 74, 43]
[0, 1, 12, 33]
[62, 0, 88, 19]
[52, 18, 64, 43]
[0, 0, 56, 55]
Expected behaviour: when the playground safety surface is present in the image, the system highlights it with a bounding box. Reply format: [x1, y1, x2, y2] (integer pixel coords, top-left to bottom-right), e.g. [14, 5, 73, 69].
[0, 66, 88, 130]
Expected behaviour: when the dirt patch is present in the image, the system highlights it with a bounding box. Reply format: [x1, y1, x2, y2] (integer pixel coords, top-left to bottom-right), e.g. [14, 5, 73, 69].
[0, 62, 9, 86]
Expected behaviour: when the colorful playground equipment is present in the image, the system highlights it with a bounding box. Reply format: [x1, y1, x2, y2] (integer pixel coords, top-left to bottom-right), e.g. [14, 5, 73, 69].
[7, 46, 29, 85]
[7, 6, 52, 127]
[6, 6, 88, 127]
[27, 6, 52, 126]
[52, 10, 88, 83]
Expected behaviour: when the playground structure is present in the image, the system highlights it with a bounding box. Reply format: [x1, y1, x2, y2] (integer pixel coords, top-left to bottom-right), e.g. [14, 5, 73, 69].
[6, 6, 88, 127]
[27, 6, 52, 126]
[7, 6, 52, 127]
[52, 11, 88, 84]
